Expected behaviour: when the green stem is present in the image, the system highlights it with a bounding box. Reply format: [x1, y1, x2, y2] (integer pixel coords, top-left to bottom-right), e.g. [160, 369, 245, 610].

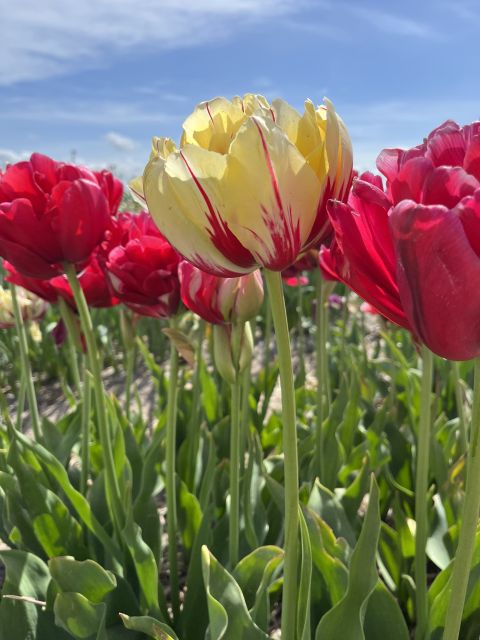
[80, 368, 92, 495]
[229, 376, 242, 567]
[239, 357, 252, 475]
[263, 293, 273, 414]
[64, 264, 124, 531]
[314, 273, 331, 477]
[414, 346, 434, 640]
[264, 270, 299, 640]
[10, 284, 42, 440]
[186, 319, 205, 490]
[125, 342, 135, 421]
[58, 298, 82, 395]
[452, 361, 468, 455]
[165, 316, 180, 619]
[443, 358, 480, 640]
[297, 279, 305, 384]
[15, 369, 27, 430]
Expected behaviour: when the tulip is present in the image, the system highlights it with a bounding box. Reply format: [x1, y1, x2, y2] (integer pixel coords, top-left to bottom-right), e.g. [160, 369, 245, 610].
[136, 94, 352, 637]
[0, 154, 121, 279]
[321, 120, 480, 361]
[321, 119, 480, 640]
[178, 260, 264, 325]
[134, 94, 352, 276]
[0, 286, 47, 329]
[104, 211, 181, 318]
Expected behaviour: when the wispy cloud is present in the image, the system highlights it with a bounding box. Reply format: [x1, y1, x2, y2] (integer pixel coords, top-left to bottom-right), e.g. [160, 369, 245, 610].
[2, 0, 306, 85]
[0, 97, 179, 125]
[351, 7, 439, 38]
[105, 132, 136, 151]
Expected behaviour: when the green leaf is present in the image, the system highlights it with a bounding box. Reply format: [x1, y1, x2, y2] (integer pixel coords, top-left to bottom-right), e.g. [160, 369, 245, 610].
[297, 508, 312, 640]
[201, 546, 269, 640]
[179, 505, 214, 640]
[54, 592, 107, 639]
[121, 510, 164, 619]
[243, 432, 268, 549]
[308, 479, 356, 547]
[49, 557, 117, 603]
[120, 614, 179, 639]
[233, 546, 283, 630]
[315, 476, 381, 640]
[12, 429, 122, 561]
[0, 549, 67, 640]
[8, 443, 88, 559]
[363, 582, 410, 640]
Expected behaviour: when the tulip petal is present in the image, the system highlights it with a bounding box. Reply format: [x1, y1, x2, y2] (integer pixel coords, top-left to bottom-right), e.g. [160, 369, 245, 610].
[464, 136, 480, 180]
[144, 144, 256, 276]
[54, 179, 110, 263]
[225, 115, 321, 270]
[320, 197, 408, 328]
[426, 120, 466, 167]
[390, 200, 480, 360]
[422, 166, 479, 208]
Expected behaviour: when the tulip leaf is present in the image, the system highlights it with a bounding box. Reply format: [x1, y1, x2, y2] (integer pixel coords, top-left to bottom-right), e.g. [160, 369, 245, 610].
[162, 327, 195, 366]
[315, 475, 380, 640]
[11, 429, 122, 561]
[179, 505, 214, 640]
[0, 549, 70, 640]
[307, 478, 356, 547]
[363, 581, 410, 640]
[297, 507, 313, 640]
[121, 510, 165, 620]
[120, 614, 179, 639]
[53, 592, 107, 639]
[49, 556, 117, 603]
[232, 545, 283, 630]
[201, 545, 269, 640]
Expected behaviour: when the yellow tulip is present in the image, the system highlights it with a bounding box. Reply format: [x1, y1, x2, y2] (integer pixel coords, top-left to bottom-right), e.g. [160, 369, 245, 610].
[135, 94, 352, 276]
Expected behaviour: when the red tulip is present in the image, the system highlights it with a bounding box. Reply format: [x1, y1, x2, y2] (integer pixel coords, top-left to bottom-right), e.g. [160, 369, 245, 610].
[104, 211, 181, 318]
[0, 154, 122, 279]
[321, 119, 480, 360]
[179, 260, 264, 325]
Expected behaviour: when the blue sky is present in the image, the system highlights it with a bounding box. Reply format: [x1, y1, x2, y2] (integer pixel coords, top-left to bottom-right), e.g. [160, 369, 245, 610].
[1, 0, 479, 178]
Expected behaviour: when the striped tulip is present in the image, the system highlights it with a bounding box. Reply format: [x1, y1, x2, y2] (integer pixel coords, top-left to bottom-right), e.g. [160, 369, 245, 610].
[133, 94, 352, 276]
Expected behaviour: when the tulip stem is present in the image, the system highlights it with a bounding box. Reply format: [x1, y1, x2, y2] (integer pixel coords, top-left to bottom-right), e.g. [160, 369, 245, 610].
[64, 264, 124, 532]
[58, 297, 82, 395]
[9, 283, 42, 441]
[414, 345, 434, 640]
[452, 361, 468, 455]
[264, 270, 299, 640]
[186, 319, 205, 490]
[314, 273, 331, 477]
[165, 316, 180, 619]
[443, 358, 480, 640]
[15, 369, 27, 429]
[80, 368, 92, 496]
[229, 375, 242, 567]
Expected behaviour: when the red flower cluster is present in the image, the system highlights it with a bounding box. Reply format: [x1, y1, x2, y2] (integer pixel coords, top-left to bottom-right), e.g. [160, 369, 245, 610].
[321, 120, 480, 360]
[103, 211, 181, 318]
[0, 154, 122, 279]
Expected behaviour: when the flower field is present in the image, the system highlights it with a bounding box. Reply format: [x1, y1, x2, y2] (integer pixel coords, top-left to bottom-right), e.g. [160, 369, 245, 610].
[0, 95, 479, 640]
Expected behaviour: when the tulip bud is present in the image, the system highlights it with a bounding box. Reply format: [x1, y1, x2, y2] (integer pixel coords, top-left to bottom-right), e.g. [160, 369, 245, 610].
[213, 322, 253, 384]
[213, 324, 237, 385]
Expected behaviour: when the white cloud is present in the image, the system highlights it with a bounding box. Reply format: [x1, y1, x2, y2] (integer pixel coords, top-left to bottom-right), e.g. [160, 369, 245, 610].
[105, 131, 136, 151]
[1, 0, 305, 85]
[350, 7, 438, 38]
[0, 97, 178, 125]
[0, 149, 31, 167]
